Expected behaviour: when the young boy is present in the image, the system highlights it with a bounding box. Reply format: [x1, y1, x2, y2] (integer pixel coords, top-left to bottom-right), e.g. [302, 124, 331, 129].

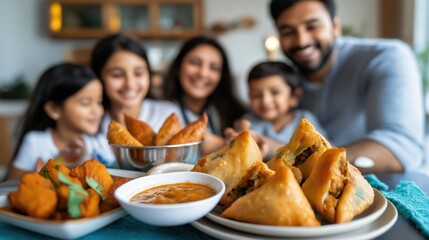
[244, 61, 327, 144]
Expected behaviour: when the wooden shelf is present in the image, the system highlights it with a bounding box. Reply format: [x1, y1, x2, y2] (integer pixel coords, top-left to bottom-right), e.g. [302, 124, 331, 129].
[49, 0, 203, 39]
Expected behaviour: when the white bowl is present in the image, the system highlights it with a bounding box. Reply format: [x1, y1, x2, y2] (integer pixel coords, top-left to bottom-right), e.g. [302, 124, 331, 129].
[114, 171, 225, 226]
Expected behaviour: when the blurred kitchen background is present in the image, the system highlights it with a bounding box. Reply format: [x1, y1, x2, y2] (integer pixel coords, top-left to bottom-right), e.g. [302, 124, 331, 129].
[0, 0, 428, 178]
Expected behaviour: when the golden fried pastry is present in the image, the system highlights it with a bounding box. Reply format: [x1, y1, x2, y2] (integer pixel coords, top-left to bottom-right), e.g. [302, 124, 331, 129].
[11, 173, 57, 219]
[107, 120, 142, 146]
[39, 159, 71, 188]
[56, 175, 84, 211]
[124, 114, 155, 146]
[70, 158, 113, 199]
[221, 163, 320, 227]
[302, 148, 374, 223]
[155, 113, 182, 146]
[167, 113, 208, 145]
[100, 176, 132, 213]
[193, 130, 274, 206]
[267, 118, 331, 180]
[80, 189, 101, 218]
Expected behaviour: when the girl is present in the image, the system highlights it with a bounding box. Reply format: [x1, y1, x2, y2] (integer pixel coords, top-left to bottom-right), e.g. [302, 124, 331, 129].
[91, 33, 181, 134]
[7, 63, 115, 179]
[163, 36, 247, 154]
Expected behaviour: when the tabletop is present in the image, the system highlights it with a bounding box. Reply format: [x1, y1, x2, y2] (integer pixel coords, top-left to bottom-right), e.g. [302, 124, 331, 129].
[0, 171, 428, 240]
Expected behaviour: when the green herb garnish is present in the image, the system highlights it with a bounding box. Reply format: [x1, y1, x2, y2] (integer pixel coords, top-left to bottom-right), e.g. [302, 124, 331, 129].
[86, 177, 106, 200]
[58, 172, 88, 218]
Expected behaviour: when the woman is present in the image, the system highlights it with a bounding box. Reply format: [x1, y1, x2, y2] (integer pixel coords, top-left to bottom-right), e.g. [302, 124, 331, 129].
[91, 33, 181, 134]
[163, 36, 247, 154]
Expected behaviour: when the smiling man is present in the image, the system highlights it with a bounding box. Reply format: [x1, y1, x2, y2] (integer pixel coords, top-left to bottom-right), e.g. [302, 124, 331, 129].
[269, 0, 425, 173]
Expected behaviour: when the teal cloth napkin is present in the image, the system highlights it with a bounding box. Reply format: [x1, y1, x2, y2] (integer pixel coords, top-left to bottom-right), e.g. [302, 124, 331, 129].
[365, 174, 429, 238]
[0, 215, 214, 240]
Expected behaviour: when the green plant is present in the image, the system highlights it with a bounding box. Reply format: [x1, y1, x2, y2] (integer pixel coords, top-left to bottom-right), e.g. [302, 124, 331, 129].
[0, 76, 31, 99]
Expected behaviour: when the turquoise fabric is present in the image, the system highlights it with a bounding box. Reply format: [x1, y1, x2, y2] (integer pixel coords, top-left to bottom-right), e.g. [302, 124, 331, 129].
[365, 174, 429, 238]
[0, 215, 214, 240]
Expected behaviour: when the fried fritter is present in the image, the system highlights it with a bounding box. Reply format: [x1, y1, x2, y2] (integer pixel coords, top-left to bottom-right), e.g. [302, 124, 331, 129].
[39, 159, 71, 188]
[70, 158, 113, 199]
[9, 173, 57, 219]
[100, 176, 132, 213]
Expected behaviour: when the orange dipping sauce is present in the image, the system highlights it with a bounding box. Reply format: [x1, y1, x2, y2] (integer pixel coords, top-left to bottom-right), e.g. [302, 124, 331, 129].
[130, 182, 216, 204]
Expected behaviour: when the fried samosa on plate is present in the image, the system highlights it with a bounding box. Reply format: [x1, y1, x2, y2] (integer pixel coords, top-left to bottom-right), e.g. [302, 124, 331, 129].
[221, 162, 320, 227]
[155, 113, 182, 146]
[107, 120, 142, 146]
[167, 112, 208, 145]
[302, 148, 374, 224]
[192, 130, 274, 207]
[124, 114, 156, 146]
[267, 118, 331, 180]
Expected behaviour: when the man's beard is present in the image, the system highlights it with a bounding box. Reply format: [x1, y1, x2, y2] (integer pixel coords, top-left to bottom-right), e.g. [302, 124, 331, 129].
[285, 42, 334, 74]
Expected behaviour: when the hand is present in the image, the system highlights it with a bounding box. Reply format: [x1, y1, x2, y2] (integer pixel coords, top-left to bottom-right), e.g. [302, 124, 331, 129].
[223, 123, 269, 159]
[58, 137, 87, 168]
[34, 157, 45, 172]
[223, 119, 252, 143]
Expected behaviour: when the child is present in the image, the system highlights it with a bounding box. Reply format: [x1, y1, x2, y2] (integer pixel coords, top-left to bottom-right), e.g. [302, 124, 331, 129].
[7, 63, 116, 179]
[243, 61, 327, 156]
[90, 33, 182, 134]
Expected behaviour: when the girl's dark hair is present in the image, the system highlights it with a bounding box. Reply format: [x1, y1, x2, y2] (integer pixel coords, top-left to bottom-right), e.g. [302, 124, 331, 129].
[163, 36, 246, 133]
[12, 62, 96, 160]
[248, 61, 300, 92]
[90, 33, 151, 110]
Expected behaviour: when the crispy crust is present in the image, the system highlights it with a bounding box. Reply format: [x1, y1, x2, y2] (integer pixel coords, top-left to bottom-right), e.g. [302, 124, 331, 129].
[302, 148, 374, 223]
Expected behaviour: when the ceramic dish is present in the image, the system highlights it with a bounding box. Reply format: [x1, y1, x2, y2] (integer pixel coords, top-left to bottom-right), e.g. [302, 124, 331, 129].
[115, 171, 225, 226]
[191, 200, 397, 240]
[0, 169, 145, 239]
[206, 189, 387, 238]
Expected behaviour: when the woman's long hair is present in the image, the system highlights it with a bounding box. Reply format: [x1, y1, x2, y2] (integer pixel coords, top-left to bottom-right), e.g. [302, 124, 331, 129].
[163, 36, 246, 133]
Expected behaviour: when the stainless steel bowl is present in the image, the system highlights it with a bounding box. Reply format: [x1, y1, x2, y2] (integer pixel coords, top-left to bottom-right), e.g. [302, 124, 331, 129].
[110, 141, 202, 171]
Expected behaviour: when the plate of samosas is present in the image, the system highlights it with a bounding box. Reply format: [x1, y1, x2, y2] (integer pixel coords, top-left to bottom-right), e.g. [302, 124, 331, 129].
[0, 159, 145, 239]
[189, 119, 397, 239]
[107, 113, 207, 171]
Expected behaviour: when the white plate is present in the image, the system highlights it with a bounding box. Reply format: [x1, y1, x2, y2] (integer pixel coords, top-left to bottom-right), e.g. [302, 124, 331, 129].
[0, 169, 145, 239]
[0, 195, 126, 239]
[206, 189, 387, 238]
[191, 200, 397, 240]
[107, 168, 146, 178]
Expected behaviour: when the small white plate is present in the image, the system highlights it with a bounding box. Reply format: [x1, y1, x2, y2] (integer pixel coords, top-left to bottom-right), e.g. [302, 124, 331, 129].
[0, 195, 126, 239]
[206, 189, 387, 238]
[0, 169, 145, 239]
[191, 200, 397, 240]
[107, 168, 146, 178]
[146, 163, 194, 175]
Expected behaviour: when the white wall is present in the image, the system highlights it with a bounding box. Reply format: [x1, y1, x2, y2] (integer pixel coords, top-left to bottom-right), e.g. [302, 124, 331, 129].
[0, 0, 379, 103]
[335, 0, 379, 38]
